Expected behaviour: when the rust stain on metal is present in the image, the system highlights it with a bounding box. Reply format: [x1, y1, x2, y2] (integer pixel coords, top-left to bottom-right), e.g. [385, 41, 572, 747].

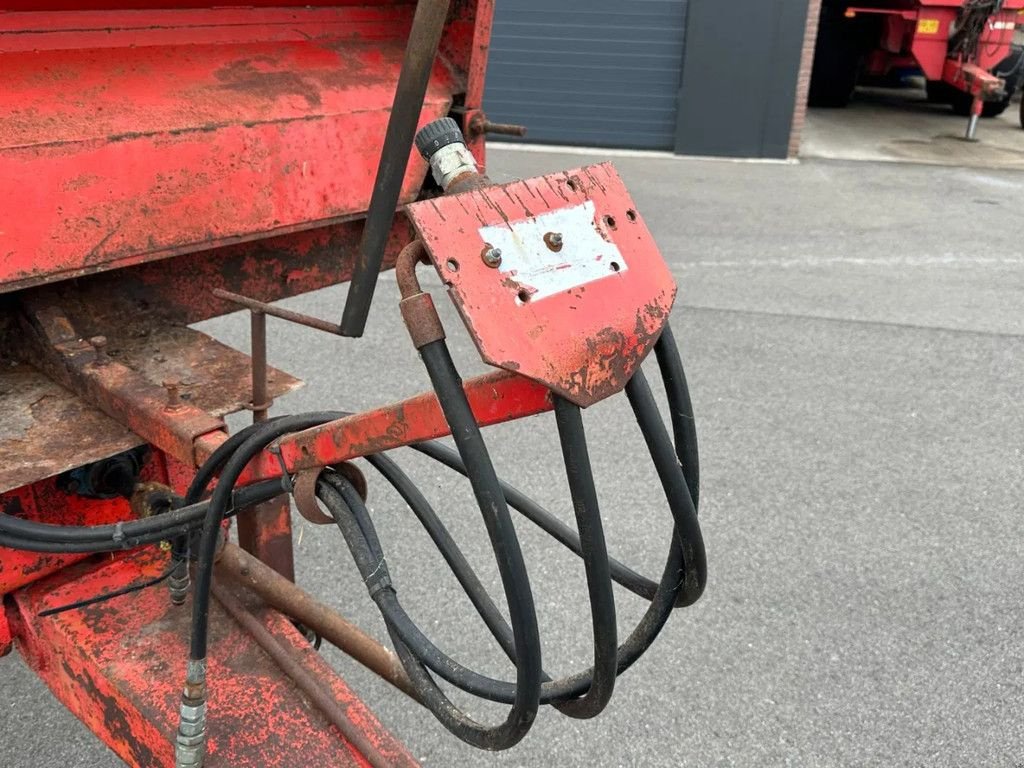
[407, 162, 677, 407]
[11, 549, 417, 766]
[278, 371, 553, 473]
[213, 59, 324, 108]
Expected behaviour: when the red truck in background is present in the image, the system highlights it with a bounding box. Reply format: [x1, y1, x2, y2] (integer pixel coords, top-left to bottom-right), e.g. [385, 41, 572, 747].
[810, 0, 1024, 136]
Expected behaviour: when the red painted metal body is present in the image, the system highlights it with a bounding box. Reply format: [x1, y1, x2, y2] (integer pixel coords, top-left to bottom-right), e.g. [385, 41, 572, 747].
[9, 548, 417, 768]
[846, 1, 1024, 97]
[407, 163, 675, 408]
[1, 1, 495, 764]
[0, 3, 490, 293]
[280, 369, 554, 472]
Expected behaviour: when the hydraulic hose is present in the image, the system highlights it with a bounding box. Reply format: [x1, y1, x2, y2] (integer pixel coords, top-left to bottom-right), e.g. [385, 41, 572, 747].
[0, 479, 286, 553]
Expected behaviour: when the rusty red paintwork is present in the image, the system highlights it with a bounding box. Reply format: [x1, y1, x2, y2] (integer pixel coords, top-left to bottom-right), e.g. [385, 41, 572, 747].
[236, 497, 295, 581]
[25, 216, 415, 331]
[406, 163, 677, 408]
[278, 369, 553, 473]
[10, 548, 418, 768]
[0, 455, 165, 595]
[1, 1, 496, 763]
[0, 6, 471, 293]
[0, 602, 10, 657]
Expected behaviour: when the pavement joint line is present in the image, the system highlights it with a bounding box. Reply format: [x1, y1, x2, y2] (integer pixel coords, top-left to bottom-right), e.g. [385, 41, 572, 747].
[489, 143, 798, 164]
[678, 303, 1024, 341]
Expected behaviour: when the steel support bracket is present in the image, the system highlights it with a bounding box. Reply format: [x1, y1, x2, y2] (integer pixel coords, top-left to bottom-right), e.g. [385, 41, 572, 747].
[405, 163, 676, 407]
[13, 302, 225, 468]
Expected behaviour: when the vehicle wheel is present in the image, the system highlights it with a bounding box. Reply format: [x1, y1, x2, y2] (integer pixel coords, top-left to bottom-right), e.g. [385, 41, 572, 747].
[926, 80, 953, 104]
[808, 7, 860, 107]
[995, 44, 1024, 97]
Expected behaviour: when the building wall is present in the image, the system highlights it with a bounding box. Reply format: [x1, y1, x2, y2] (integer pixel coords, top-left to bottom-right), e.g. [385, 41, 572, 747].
[483, 1, 689, 151]
[789, 0, 823, 157]
[484, 0, 818, 159]
[675, 0, 812, 159]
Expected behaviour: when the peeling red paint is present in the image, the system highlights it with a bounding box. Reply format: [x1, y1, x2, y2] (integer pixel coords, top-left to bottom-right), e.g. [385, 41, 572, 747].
[406, 163, 677, 407]
[10, 549, 417, 767]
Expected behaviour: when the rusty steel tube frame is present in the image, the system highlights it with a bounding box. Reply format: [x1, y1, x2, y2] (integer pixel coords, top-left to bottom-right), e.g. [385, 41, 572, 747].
[210, 582, 402, 768]
[340, 0, 453, 337]
[216, 542, 419, 702]
[211, 288, 342, 336]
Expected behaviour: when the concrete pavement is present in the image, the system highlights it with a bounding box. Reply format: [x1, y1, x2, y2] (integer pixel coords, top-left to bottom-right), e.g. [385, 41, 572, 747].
[802, 86, 1024, 170]
[2, 147, 1022, 767]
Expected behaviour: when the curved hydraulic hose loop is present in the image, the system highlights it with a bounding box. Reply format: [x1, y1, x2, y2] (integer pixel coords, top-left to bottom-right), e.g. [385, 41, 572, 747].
[361, 404, 619, 720]
[187, 413, 346, 662]
[412, 337, 543, 749]
[318, 472, 533, 750]
[546, 397, 617, 718]
[653, 325, 699, 510]
[371, 342, 705, 706]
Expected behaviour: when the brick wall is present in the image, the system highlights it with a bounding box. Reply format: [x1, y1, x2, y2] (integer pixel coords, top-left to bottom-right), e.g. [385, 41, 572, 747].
[788, 0, 823, 158]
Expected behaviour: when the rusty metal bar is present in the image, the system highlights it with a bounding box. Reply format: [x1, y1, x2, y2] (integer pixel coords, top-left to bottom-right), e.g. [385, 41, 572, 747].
[339, 0, 453, 337]
[469, 114, 527, 138]
[211, 288, 341, 336]
[17, 305, 224, 468]
[210, 581, 408, 768]
[235, 307, 295, 579]
[216, 543, 419, 703]
[250, 310, 270, 423]
[277, 370, 553, 474]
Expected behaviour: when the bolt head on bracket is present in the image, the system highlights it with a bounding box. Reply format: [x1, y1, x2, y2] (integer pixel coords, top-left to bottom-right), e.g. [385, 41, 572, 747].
[406, 163, 676, 407]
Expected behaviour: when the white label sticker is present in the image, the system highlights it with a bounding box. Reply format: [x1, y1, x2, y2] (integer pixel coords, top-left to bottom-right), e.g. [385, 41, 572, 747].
[478, 201, 627, 302]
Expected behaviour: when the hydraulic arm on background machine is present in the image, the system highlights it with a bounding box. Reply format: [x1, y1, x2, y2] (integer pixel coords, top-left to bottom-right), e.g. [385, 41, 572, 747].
[0, 2, 707, 766]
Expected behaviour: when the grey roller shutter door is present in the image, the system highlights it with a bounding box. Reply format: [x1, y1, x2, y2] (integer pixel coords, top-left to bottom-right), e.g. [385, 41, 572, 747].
[485, 1, 689, 150]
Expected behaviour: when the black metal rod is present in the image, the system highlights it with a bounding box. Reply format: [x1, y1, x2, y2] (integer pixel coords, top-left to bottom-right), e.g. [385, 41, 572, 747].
[339, 0, 452, 337]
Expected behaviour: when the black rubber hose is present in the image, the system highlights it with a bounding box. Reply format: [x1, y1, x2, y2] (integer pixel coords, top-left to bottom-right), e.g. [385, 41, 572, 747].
[413, 441, 660, 600]
[316, 344, 706, 708]
[188, 413, 343, 661]
[320, 474, 535, 751]
[545, 396, 617, 718]
[367, 443, 616, 719]
[343, 368, 703, 707]
[626, 369, 706, 608]
[364, 453, 520, 662]
[408, 324, 700, 608]
[0, 480, 287, 552]
[654, 325, 699, 509]
[185, 417, 292, 504]
[412, 338, 542, 749]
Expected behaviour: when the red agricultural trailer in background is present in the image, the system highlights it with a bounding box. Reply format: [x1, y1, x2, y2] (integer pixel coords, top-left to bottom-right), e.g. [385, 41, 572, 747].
[0, 2, 706, 767]
[810, 0, 1024, 138]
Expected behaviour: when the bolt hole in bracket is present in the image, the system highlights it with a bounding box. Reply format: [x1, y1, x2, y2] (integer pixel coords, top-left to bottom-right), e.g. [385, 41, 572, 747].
[408, 161, 671, 407]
